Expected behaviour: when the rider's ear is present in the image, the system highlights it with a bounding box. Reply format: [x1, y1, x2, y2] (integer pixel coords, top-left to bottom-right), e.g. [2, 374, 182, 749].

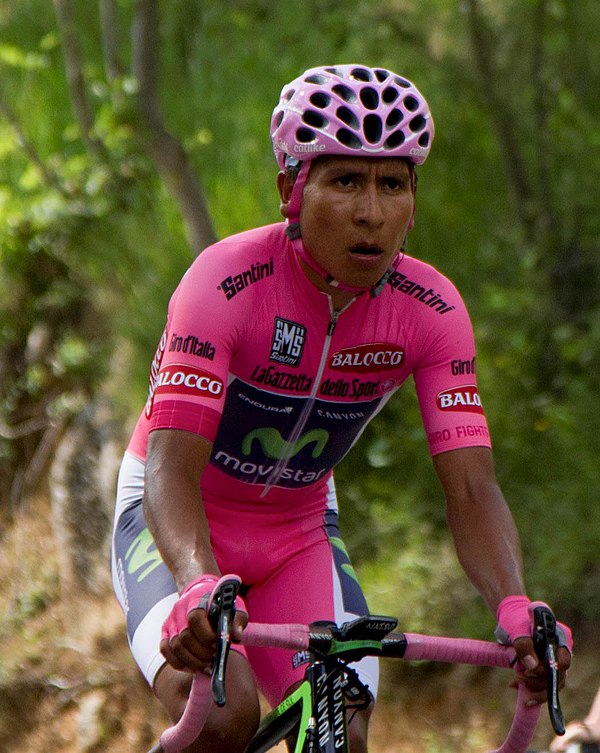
[277, 171, 294, 219]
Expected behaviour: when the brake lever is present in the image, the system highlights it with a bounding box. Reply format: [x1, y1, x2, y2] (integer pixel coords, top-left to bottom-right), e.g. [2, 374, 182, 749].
[207, 577, 241, 707]
[533, 606, 565, 735]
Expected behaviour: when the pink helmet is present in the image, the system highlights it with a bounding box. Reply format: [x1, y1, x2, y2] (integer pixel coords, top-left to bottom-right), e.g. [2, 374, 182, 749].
[271, 64, 434, 170]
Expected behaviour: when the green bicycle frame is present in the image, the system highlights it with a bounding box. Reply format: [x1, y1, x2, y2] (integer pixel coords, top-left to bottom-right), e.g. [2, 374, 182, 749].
[245, 680, 312, 753]
[245, 637, 381, 753]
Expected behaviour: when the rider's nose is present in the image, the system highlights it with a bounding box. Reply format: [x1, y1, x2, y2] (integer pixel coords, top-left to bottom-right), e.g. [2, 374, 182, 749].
[353, 185, 384, 227]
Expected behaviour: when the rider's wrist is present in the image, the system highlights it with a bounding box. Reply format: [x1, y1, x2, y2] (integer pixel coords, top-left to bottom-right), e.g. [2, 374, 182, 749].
[495, 594, 533, 645]
[496, 594, 530, 621]
[180, 574, 220, 597]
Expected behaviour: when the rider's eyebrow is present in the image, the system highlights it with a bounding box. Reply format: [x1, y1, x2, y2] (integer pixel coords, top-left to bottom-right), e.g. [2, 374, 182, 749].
[333, 170, 363, 180]
[380, 172, 411, 185]
[321, 163, 363, 177]
[327, 166, 404, 180]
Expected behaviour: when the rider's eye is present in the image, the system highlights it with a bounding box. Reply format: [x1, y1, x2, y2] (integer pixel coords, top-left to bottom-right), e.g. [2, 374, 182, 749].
[336, 174, 355, 187]
[383, 177, 403, 190]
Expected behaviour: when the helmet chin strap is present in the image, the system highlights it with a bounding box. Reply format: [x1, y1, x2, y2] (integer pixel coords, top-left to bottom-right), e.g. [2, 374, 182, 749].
[284, 161, 401, 298]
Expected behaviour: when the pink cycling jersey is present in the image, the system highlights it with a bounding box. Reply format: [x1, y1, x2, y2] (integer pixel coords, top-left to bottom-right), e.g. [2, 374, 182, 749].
[128, 221, 491, 503]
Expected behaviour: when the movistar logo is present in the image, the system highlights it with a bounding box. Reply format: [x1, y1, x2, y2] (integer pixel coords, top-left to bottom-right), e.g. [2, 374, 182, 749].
[125, 528, 163, 583]
[242, 428, 329, 459]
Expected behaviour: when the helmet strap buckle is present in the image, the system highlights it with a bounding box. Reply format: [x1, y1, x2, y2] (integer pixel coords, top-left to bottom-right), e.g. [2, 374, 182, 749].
[285, 223, 302, 241]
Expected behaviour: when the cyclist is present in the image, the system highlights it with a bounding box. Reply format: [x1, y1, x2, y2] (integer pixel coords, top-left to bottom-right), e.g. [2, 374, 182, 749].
[111, 64, 572, 753]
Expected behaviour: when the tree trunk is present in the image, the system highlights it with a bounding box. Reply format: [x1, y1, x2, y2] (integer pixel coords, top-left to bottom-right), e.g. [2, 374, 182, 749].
[131, 0, 217, 255]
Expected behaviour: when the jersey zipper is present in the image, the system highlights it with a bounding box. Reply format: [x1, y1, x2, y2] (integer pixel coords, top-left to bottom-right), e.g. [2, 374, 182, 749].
[260, 299, 352, 496]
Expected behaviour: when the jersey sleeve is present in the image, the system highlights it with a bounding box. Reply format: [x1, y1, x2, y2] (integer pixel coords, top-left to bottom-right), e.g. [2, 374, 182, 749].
[143, 250, 244, 443]
[412, 284, 491, 456]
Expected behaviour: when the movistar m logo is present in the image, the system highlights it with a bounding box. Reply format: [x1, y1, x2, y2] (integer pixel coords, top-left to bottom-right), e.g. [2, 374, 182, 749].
[242, 428, 329, 459]
[125, 528, 163, 583]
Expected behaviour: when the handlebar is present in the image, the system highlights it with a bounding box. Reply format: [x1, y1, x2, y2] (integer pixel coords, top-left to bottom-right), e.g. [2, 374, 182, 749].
[150, 577, 566, 753]
[153, 625, 544, 753]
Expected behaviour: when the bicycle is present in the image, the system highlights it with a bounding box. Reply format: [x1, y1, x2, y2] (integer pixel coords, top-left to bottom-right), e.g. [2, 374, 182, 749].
[149, 576, 566, 753]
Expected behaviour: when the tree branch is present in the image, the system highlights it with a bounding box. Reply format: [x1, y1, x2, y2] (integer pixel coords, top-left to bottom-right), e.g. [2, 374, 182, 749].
[53, 0, 107, 159]
[465, 0, 537, 244]
[98, 0, 124, 85]
[131, 0, 216, 255]
[531, 0, 559, 247]
[10, 416, 67, 510]
[0, 416, 49, 440]
[0, 97, 64, 191]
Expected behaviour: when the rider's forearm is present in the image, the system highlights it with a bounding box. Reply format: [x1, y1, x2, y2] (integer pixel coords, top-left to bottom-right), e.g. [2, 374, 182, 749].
[143, 432, 220, 592]
[446, 481, 526, 613]
[144, 475, 219, 591]
[434, 448, 527, 613]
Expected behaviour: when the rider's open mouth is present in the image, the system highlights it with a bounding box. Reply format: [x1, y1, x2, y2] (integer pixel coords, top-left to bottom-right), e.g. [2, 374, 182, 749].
[349, 244, 384, 257]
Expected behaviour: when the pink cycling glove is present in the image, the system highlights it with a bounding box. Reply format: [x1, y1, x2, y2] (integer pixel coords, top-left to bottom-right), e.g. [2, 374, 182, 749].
[161, 574, 247, 643]
[495, 595, 573, 653]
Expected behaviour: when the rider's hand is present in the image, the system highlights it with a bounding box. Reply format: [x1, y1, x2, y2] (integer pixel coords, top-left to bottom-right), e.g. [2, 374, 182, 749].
[495, 595, 573, 705]
[160, 574, 248, 673]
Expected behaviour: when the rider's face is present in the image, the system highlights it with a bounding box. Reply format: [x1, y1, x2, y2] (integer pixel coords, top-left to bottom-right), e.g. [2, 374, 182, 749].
[280, 156, 415, 295]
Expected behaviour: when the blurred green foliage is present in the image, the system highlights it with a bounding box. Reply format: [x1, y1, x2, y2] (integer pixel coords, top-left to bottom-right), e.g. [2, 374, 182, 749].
[0, 0, 598, 634]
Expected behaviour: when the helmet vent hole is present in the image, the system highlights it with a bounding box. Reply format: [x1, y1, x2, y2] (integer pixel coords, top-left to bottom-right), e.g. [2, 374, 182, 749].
[375, 69, 391, 82]
[404, 95, 419, 112]
[336, 106, 359, 129]
[305, 74, 329, 85]
[273, 111, 284, 128]
[283, 88, 295, 102]
[382, 87, 399, 104]
[302, 110, 327, 129]
[296, 127, 317, 143]
[363, 114, 383, 144]
[309, 92, 331, 109]
[350, 67, 372, 82]
[409, 115, 426, 132]
[418, 132, 430, 147]
[386, 109, 403, 128]
[332, 84, 356, 103]
[394, 77, 412, 89]
[359, 87, 379, 110]
[384, 131, 405, 149]
[336, 128, 363, 149]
